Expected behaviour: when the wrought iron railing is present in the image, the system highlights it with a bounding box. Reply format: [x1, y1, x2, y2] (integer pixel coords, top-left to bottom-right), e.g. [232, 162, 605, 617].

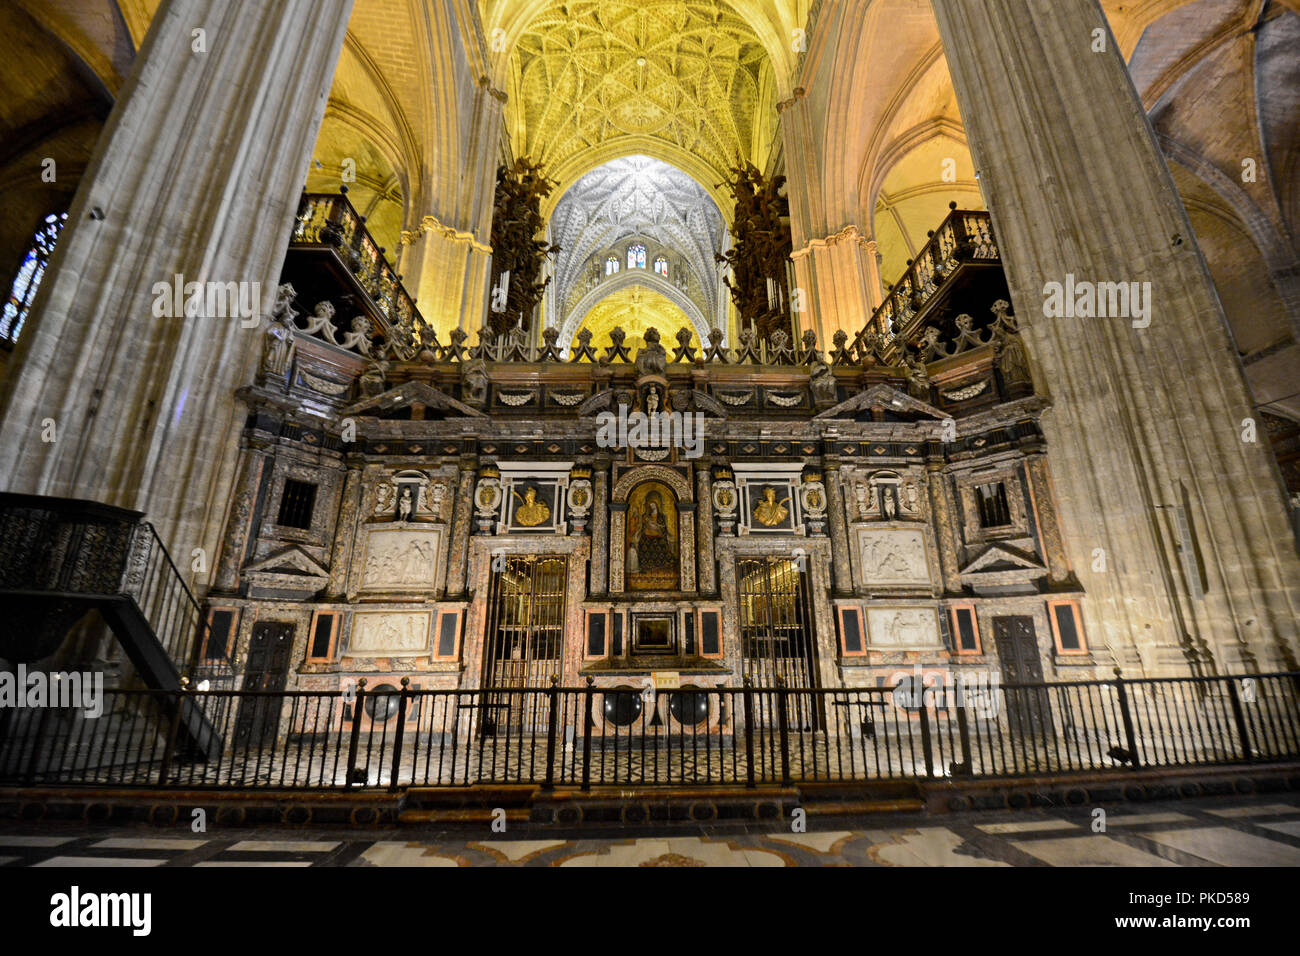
[3, 673, 1296, 791]
[869, 205, 1000, 340]
[291, 190, 427, 343]
[0, 493, 232, 686]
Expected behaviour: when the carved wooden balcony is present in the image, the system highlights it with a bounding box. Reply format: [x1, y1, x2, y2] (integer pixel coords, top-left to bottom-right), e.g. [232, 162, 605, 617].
[869, 204, 1004, 346]
[286, 188, 431, 348]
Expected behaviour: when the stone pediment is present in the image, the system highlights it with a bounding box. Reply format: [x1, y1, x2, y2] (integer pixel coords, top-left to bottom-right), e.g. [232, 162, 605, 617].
[958, 542, 1046, 577]
[242, 546, 329, 600]
[244, 546, 329, 578]
[342, 382, 487, 418]
[814, 384, 949, 421]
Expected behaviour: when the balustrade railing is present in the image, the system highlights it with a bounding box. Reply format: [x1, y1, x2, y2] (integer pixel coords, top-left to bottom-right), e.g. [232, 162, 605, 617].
[869, 205, 1000, 341]
[291, 190, 427, 344]
[4, 673, 1295, 791]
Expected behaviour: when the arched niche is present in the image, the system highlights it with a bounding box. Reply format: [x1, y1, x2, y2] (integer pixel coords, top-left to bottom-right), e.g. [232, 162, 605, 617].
[610, 466, 696, 594]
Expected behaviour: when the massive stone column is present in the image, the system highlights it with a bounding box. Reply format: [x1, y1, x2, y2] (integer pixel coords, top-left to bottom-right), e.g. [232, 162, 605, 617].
[790, 229, 883, 345]
[0, 0, 355, 584]
[406, 80, 503, 341]
[780, 92, 881, 345]
[931, 0, 1300, 673]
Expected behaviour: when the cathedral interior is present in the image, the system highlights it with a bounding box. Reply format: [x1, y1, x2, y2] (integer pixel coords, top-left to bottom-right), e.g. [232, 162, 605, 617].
[0, 0, 1299, 840]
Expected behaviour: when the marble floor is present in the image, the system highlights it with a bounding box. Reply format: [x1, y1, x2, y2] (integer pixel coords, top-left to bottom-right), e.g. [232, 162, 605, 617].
[2, 794, 1299, 867]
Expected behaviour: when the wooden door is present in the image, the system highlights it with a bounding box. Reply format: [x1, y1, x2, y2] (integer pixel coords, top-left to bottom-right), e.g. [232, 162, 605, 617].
[992, 616, 1054, 738]
[233, 622, 293, 748]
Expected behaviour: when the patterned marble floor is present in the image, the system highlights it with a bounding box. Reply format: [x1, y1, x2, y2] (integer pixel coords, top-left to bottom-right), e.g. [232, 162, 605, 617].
[2, 794, 1299, 866]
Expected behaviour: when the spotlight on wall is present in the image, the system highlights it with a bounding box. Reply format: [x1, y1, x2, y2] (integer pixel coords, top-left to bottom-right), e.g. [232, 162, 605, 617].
[88, 207, 105, 221]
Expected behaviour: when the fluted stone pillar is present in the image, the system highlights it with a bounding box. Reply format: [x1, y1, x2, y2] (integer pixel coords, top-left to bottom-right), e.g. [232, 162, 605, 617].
[0, 0, 355, 587]
[823, 462, 854, 595]
[790, 229, 882, 344]
[780, 92, 880, 345]
[932, 0, 1300, 672]
[407, 82, 503, 340]
[694, 460, 716, 593]
[445, 459, 478, 598]
[589, 462, 610, 596]
[925, 463, 962, 595]
[212, 438, 272, 594]
[325, 460, 365, 599]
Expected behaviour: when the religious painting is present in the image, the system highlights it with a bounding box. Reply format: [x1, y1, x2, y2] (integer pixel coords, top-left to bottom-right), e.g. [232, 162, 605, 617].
[625, 481, 679, 591]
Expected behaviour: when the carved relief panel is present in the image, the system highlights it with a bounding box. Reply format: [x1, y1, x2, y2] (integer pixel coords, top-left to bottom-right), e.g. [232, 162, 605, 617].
[865, 606, 942, 649]
[854, 527, 933, 588]
[355, 528, 444, 596]
[348, 610, 433, 657]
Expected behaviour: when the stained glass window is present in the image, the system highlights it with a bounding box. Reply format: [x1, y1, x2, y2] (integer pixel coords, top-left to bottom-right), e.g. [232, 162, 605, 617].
[606, 256, 619, 275]
[654, 256, 668, 277]
[628, 243, 646, 269]
[3, 212, 68, 345]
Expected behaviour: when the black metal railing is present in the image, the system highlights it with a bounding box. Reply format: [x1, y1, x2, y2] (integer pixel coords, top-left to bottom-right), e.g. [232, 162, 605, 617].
[3, 672, 1296, 791]
[0, 493, 232, 686]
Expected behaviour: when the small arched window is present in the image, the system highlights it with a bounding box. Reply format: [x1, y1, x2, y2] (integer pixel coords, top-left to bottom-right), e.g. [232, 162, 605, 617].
[654, 256, 668, 277]
[628, 243, 646, 269]
[606, 256, 620, 276]
[3, 212, 68, 346]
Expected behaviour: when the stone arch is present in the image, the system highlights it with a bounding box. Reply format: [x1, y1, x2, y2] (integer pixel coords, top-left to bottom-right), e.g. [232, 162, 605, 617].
[558, 274, 712, 353]
[542, 137, 732, 221]
[612, 464, 694, 504]
[610, 465, 696, 594]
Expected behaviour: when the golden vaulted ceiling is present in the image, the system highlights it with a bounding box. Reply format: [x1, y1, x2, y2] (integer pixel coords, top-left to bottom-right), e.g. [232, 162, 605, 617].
[505, 0, 774, 195]
[568, 284, 700, 355]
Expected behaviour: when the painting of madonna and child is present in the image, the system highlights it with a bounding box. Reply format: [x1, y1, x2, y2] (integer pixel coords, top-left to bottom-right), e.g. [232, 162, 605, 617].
[626, 481, 680, 591]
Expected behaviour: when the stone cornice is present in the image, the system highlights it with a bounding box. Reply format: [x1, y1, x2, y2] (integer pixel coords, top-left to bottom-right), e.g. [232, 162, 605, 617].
[790, 224, 875, 260]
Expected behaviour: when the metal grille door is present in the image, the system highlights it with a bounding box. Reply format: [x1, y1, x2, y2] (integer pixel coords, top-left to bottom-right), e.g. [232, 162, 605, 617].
[737, 557, 820, 728]
[482, 555, 567, 733]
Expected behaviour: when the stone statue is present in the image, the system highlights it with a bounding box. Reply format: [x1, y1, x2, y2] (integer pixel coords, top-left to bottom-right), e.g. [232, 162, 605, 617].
[635, 326, 668, 378]
[359, 358, 388, 398]
[810, 353, 838, 404]
[991, 301, 1032, 387]
[904, 350, 931, 400]
[462, 358, 489, 406]
[261, 311, 296, 379]
[396, 484, 416, 521]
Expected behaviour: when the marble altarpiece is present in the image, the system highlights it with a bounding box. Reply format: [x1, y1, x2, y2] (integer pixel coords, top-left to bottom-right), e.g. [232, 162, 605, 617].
[205, 288, 1091, 724]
